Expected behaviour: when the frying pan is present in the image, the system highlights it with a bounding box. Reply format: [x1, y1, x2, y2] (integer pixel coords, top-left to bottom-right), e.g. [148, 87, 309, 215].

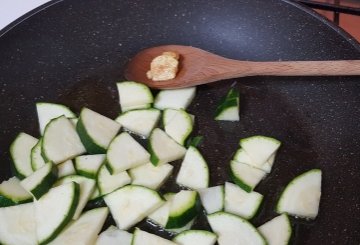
[0, 0, 359, 244]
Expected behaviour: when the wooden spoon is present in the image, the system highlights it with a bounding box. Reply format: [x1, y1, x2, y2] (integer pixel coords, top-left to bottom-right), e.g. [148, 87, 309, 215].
[125, 45, 360, 89]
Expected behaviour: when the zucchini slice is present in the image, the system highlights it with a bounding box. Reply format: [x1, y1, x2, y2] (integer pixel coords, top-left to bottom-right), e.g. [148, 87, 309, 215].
[258, 214, 292, 245]
[50, 207, 109, 245]
[132, 228, 177, 245]
[31, 138, 46, 171]
[166, 190, 199, 229]
[20, 162, 58, 199]
[42, 116, 86, 164]
[55, 175, 96, 220]
[129, 162, 173, 189]
[36, 102, 76, 135]
[121, 103, 151, 112]
[97, 164, 131, 196]
[10, 132, 38, 179]
[75, 154, 105, 179]
[173, 230, 217, 245]
[57, 160, 76, 178]
[207, 211, 266, 245]
[117, 81, 153, 112]
[148, 193, 174, 227]
[276, 169, 322, 219]
[214, 88, 240, 121]
[0, 177, 32, 207]
[76, 108, 121, 154]
[239, 136, 281, 168]
[104, 185, 164, 230]
[154, 87, 196, 110]
[148, 128, 186, 166]
[163, 109, 193, 145]
[198, 185, 224, 214]
[224, 182, 263, 220]
[36, 182, 80, 244]
[106, 132, 150, 174]
[115, 108, 161, 138]
[230, 160, 267, 192]
[234, 148, 275, 173]
[176, 146, 209, 190]
[96, 225, 133, 245]
[89, 187, 101, 201]
[0, 202, 37, 245]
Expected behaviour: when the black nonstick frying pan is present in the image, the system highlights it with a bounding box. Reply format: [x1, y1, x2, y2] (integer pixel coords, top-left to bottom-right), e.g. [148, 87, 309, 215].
[0, 0, 359, 244]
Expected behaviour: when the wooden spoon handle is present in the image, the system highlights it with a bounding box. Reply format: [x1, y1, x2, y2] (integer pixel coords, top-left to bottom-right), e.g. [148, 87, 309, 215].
[246, 60, 360, 76]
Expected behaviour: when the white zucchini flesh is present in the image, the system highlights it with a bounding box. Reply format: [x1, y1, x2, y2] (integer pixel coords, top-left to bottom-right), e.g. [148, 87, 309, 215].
[42, 116, 86, 164]
[117, 81, 154, 112]
[163, 109, 193, 145]
[176, 146, 209, 190]
[224, 182, 263, 219]
[115, 108, 161, 138]
[0, 202, 37, 245]
[36, 102, 76, 135]
[207, 212, 266, 245]
[70, 118, 78, 127]
[31, 138, 46, 171]
[198, 185, 224, 214]
[104, 185, 164, 230]
[90, 187, 101, 200]
[0, 177, 32, 206]
[96, 225, 133, 245]
[129, 162, 173, 189]
[240, 136, 281, 168]
[132, 228, 177, 245]
[215, 107, 239, 121]
[173, 230, 217, 245]
[276, 169, 322, 219]
[77, 107, 121, 153]
[57, 160, 76, 178]
[121, 103, 151, 112]
[55, 175, 96, 220]
[106, 132, 150, 174]
[154, 87, 196, 110]
[149, 128, 186, 166]
[230, 160, 267, 192]
[148, 193, 175, 227]
[258, 214, 292, 245]
[233, 148, 274, 173]
[36, 182, 80, 244]
[50, 207, 109, 245]
[10, 132, 38, 178]
[20, 162, 58, 199]
[75, 154, 105, 179]
[97, 164, 131, 195]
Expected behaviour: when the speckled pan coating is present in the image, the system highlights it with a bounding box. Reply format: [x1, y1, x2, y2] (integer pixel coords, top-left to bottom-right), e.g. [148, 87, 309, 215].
[0, 0, 359, 244]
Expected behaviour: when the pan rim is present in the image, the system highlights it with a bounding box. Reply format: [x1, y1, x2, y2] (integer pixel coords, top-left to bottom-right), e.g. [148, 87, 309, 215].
[0, 0, 359, 53]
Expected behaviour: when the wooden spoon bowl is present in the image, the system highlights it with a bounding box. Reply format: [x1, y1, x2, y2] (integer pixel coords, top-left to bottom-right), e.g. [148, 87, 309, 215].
[125, 45, 360, 89]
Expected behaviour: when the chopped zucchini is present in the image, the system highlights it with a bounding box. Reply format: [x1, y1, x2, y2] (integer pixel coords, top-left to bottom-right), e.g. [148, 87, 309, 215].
[176, 146, 209, 190]
[215, 88, 240, 121]
[224, 182, 263, 219]
[163, 109, 193, 145]
[106, 132, 150, 174]
[76, 107, 121, 154]
[97, 164, 131, 196]
[36, 102, 76, 135]
[115, 108, 161, 138]
[75, 154, 105, 179]
[148, 128, 186, 166]
[10, 132, 38, 179]
[129, 162, 173, 189]
[117, 81, 153, 112]
[230, 160, 267, 192]
[0, 177, 32, 207]
[198, 185, 224, 214]
[276, 169, 322, 219]
[258, 214, 292, 245]
[104, 185, 164, 230]
[42, 116, 86, 164]
[154, 87, 196, 110]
